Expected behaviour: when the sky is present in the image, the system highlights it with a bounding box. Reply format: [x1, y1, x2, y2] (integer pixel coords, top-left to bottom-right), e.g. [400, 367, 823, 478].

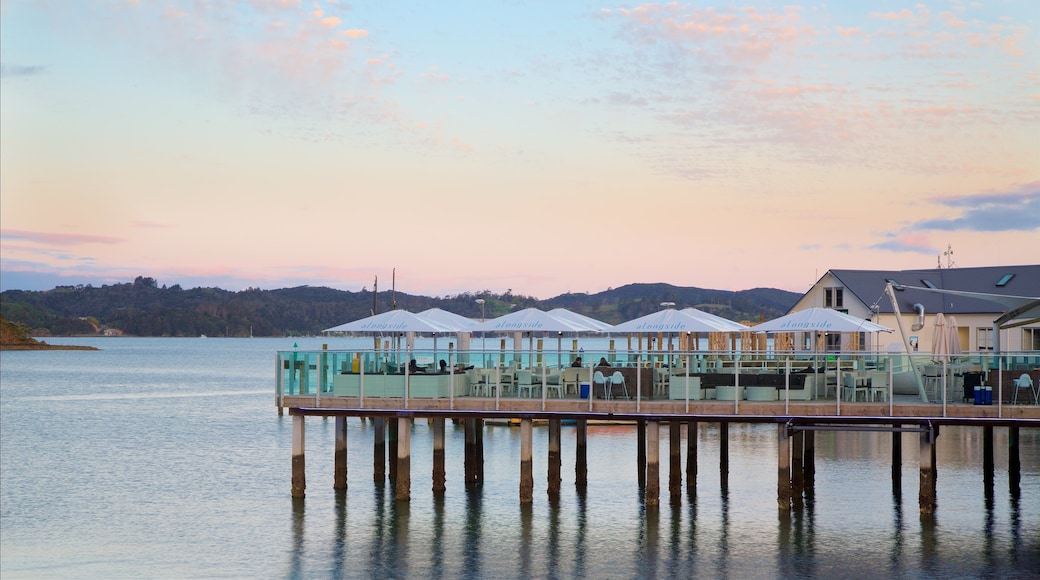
[1, 0, 1038, 299]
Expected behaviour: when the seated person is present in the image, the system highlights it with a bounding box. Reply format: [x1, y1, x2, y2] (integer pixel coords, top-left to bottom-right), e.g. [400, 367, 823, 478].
[439, 359, 448, 373]
[596, 357, 612, 368]
[571, 357, 583, 367]
[408, 359, 425, 373]
[795, 364, 815, 373]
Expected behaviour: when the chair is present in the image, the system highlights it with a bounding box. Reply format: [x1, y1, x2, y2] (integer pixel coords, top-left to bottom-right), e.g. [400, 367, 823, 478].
[562, 367, 582, 396]
[515, 370, 536, 398]
[609, 371, 629, 400]
[922, 365, 942, 401]
[1012, 373, 1036, 404]
[842, 373, 868, 402]
[653, 368, 669, 397]
[593, 371, 608, 399]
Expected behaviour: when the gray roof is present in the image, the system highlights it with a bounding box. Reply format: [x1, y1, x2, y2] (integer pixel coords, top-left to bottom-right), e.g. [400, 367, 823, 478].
[827, 265, 1040, 315]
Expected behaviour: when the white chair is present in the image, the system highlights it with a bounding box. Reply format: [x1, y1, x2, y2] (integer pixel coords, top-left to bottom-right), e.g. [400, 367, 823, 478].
[610, 371, 629, 400]
[516, 370, 536, 398]
[593, 371, 608, 399]
[653, 368, 669, 397]
[1012, 373, 1036, 404]
[562, 367, 582, 396]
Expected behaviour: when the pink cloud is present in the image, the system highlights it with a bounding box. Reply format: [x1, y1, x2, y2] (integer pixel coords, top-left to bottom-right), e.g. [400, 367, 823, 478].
[836, 26, 861, 38]
[870, 9, 914, 21]
[1, 229, 124, 246]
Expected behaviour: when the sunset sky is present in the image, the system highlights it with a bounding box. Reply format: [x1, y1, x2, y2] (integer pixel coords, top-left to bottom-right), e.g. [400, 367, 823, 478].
[2, 1, 1037, 299]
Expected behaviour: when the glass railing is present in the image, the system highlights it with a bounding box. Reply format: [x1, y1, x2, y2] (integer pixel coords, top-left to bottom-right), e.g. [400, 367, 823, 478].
[275, 348, 1040, 412]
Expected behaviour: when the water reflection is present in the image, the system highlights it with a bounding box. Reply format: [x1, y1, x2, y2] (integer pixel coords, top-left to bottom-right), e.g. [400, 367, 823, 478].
[573, 488, 588, 577]
[289, 496, 306, 578]
[332, 490, 348, 577]
[460, 485, 483, 576]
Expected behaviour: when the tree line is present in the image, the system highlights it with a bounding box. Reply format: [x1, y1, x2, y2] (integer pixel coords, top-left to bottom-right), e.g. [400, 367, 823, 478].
[0, 276, 799, 337]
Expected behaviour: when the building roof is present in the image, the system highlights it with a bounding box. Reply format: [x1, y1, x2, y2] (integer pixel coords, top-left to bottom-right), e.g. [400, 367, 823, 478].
[827, 265, 1040, 316]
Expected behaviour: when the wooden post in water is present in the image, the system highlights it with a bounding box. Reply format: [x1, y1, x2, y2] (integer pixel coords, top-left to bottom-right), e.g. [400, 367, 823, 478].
[464, 418, 477, 486]
[1009, 426, 1021, 495]
[395, 417, 411, 501]
[388, 417, 399, 484]
[686, 421, 698, 495]
[373, 417, 385, 483]
[432, 418, 446, 493]
[334, 416, 348, 490]
[520, 418, 534, 503]
[646, 420, 660, 506]
[719, 422, 729, 485]
[476, 418, 485, 483]
[919, 426, 936, 514]
[547, 418, 561, 497]
[803, 428, 815, 493]
[791, 429, 804, 509]
[637, 419, 647, 487]
[892, 424, 902, 488]
[669, 421, 682, 498]
[575, 418, 588, 488]
[983, 425, 995, 489]
[777, 424, 791, 510]
[291, 415, 306, 498]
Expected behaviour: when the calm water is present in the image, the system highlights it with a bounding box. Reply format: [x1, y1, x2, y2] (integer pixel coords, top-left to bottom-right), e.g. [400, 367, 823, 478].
[1, 337, 1038, 579]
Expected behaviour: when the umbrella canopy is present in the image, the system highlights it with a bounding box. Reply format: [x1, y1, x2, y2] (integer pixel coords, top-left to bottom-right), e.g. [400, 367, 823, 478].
[470, 308, 587, 333]
[946, 315, 962, 357]
[546, 308, 612, 332]
[751, 307, 893, 334]
[415, 308, 478, 332]
[932, 312, 950, 361]
[609, 308, 748, 334]
[323, 310, 454, 334]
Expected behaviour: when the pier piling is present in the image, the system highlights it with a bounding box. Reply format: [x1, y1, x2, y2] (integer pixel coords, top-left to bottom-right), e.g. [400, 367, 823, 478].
[637, 420, 647, 487]
[646, 420, 660, 506]
[395, 417, 411, 501]
[432, 418, 446, 493]
[520, 418, 533, 503]
[291, 415, 306, 498]
[719, 422, 730, 485]
[686, 421, 697, 495]
[668, 421, 681, 498]
[803, 429, 815, 493]
[548, 418, 561, 497]
[373, 417, 386, 483]
[778, 424, 791, 510]
[983, 426, 994, 489]
[919, 426, 937, 514]
[334, 417, 348, 490]
[791, 429, 804, 509]
[892, 424, 902, 489]
[1009, 426, 1020, 494]
[388, 418, 398, 484]
[464, 418, 477, 486]
[575, 418, 588, 488]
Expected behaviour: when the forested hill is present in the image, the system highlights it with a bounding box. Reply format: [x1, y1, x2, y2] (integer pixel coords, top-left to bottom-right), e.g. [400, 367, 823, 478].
[0, 276, 802, 337]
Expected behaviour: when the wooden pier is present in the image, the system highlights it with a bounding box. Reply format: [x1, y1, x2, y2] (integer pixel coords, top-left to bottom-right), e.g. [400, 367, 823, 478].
[287, 406, 1037, 513]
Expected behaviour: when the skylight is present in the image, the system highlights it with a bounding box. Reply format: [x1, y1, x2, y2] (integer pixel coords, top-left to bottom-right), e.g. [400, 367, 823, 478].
[921, 280, 937, 289]
[885, 279, 905, 291]
[996, 273, 1015, 287]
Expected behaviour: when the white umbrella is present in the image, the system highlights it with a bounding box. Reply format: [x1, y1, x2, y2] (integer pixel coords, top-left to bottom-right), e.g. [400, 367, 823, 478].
[750, 307, 893, 334]
[323, 309, 454, 334]
[470, 308, 587, 333]
[546, 308, 611, 365]
[931, 313, 950, 362]
[946, 315, 962, 358]
[546, 308, 613, 332]
[472, 308, 589, 370]
[415, 308, 478, 331]
[609, 308, 749, 334]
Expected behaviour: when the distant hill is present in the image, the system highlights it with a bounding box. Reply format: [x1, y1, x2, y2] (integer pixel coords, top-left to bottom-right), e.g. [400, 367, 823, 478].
[0, 276, 802, 337]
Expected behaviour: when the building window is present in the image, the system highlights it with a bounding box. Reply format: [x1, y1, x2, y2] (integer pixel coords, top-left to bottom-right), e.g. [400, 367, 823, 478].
[1024, 328, 1040, 351]
[824, 287, 844, 309]
[978, 328, 993, 351]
